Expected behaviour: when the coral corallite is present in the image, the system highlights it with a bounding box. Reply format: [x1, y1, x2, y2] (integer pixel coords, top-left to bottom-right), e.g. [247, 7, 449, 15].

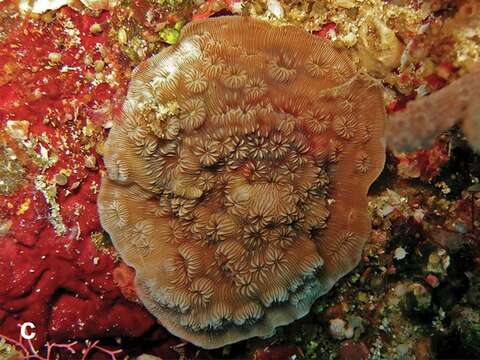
[98, 16, 386, 349]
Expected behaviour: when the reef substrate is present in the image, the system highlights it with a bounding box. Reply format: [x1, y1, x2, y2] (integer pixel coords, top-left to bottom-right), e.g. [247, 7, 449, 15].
[0, 0, 479, 359]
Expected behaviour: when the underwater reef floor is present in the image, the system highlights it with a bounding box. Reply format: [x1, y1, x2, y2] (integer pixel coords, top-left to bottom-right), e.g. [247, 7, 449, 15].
[0, 0, 479, 358]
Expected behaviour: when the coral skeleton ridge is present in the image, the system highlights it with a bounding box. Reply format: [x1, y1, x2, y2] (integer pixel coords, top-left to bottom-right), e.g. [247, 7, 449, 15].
[98, 16, 386, 349]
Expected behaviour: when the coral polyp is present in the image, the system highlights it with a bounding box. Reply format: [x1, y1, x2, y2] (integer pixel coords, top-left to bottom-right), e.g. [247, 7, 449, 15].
[98, 16, 386, 349]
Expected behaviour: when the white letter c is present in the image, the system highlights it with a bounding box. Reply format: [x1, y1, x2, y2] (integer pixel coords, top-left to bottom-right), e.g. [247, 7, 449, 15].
[20, 322, 36, 340]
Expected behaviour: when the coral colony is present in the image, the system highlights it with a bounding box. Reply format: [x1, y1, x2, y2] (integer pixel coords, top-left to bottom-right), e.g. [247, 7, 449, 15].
[0, 0, 479, 359]
[98, 16, 385, 348]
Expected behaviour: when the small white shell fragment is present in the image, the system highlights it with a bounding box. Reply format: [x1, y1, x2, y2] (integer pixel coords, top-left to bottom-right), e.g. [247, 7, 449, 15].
[394, 247, 407, 260]
[6, 120, 30, 140]
[19, 0, 117, 13]
[0, 220, 12, 236]
[329, 318, 354, 340]
[229, 0, 243, 14]
[378, 203, 394, 217]
[28, 0, 70, 13]
[48, 52, 62, 63]
[80, 0, 118, 11]
[413, 209, 425, 222]
[267, 0, 284, 19]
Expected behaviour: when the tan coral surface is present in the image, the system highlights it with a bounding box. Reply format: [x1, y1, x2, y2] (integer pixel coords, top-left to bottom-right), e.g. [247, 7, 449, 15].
[387, 64, 480, 153]
[98, 16, 386, 349]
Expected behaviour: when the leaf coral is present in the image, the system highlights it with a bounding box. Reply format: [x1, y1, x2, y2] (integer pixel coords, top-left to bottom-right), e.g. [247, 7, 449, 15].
[98, 16, 386, 349]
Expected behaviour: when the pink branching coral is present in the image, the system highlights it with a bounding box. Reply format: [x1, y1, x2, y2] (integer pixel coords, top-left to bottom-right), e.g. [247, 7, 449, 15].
[387, 64, 480, 153]
[98, 16, 386, 348]
[0, 330, 122, 359]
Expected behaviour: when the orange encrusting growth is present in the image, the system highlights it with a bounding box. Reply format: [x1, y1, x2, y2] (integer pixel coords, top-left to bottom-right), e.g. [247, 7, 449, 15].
[98, 16, 386, 349]
[113, 262, 139, 302]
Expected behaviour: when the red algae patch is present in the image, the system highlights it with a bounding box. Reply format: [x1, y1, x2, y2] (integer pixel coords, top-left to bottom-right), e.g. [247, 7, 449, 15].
[0, 7, 156, 350]
[98, 16, 386, 349]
